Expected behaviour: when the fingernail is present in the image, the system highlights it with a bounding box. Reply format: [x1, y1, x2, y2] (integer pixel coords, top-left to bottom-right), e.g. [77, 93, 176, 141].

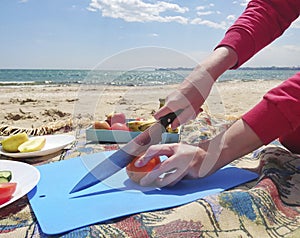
[134, 158, 143, 167]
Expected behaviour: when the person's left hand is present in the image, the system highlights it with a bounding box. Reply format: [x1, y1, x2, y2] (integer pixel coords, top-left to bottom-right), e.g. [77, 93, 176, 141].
[134, 143, 208, 187]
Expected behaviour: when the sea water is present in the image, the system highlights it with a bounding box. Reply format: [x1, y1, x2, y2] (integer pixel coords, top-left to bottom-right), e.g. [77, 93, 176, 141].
[0, 68, 299, 87]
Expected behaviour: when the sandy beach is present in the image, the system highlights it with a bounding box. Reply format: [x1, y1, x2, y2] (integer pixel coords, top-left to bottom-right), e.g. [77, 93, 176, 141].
[0, 80, 282, 130]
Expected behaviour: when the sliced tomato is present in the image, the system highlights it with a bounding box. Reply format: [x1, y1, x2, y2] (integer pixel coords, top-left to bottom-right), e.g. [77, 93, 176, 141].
[0, 182, 17, 205]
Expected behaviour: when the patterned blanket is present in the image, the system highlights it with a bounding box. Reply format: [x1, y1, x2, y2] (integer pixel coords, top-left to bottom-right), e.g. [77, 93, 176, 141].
[0, 114, 299, 237]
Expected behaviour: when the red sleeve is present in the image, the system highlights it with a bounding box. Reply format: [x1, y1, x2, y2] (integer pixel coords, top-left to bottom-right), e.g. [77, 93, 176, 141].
[216, 0, 300, 68]
[242, 73, 300, 146]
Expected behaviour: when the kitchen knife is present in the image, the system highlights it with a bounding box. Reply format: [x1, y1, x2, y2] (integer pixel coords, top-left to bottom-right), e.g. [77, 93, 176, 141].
[70, 109, 183, 193]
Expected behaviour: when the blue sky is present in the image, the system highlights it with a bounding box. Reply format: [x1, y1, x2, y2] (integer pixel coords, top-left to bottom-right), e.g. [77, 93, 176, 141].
[0, 0, 299, 69]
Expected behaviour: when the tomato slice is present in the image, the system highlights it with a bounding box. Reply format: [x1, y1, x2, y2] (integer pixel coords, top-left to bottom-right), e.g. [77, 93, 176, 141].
[0, 182, 17, 205]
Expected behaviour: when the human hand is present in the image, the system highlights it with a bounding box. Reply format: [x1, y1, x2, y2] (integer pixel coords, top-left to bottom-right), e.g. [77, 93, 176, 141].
[134, 143, 209, 187]
[154, 66, 214, 129]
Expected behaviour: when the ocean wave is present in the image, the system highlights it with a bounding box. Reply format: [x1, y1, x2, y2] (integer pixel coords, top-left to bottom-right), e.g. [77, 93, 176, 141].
[0, 80, 84, 87]
[0, 81, 38, 86]
[0, 68, 298, 87]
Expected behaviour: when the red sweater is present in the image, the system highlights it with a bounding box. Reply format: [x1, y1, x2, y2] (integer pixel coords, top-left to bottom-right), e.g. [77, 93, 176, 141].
[216, 0, 300, 153]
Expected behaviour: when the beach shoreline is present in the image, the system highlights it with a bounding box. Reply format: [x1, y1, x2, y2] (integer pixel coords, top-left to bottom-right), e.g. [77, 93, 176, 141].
[0, 80, 282, 130]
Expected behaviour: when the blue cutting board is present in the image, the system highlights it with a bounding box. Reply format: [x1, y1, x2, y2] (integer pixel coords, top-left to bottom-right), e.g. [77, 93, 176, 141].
[28, 150, 258, 235]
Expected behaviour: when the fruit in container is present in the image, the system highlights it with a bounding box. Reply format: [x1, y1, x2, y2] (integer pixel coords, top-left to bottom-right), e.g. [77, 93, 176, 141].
[127, 119, 156, 132]
[127, 121, 141, 131]
[18, 137, 46, 153]
[1, 132, 29, 152]
[126, 155, 161, 184]
[111, 123, 130, 131]
[94, 120, 111, 130]
[106, 112, 126, 126]
[166, 126, 179, 133]
[137, 120, 156, 131]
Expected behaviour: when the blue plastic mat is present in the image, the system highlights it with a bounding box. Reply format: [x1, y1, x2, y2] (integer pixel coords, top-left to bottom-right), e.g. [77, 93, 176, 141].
[28, 151, 258, 235]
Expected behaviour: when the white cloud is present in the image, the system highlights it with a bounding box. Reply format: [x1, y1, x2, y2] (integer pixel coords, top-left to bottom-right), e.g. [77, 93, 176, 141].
[85, 0, 251, 30]
[87, 7, 97, 12]
[87, 0, 189, 24]
[227, 15, 236, 21]
[197, 11, 214, 16]
[192, 3, 232, 29]
[196, 6, 205, 11]
[87, 0, 101, 12]
[195, 4, 216, 16]
[19, 0, 28, 3]
[190, 18, 228, 30]
[149, 33, 159, 37]
[239, 0, 250, 7]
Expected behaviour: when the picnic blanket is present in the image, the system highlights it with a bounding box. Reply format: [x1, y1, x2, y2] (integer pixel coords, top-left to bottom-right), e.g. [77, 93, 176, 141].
[0, 113, 299, 237]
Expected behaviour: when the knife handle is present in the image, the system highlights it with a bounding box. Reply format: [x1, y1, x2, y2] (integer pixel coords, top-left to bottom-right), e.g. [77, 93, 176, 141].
[159, 109, 184, 128]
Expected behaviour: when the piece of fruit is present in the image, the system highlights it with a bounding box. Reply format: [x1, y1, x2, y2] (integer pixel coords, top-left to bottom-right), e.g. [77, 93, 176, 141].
[94, 120, 111, 130]
[0, 182, 17, 205]
[0, 171, 12, 183]
[106, 112, 126, 126]
[18, 137, 46, 153]
[126, 155, 161, 184]
[127, 119, 156, 132]
[166, 126, 179, 133]
[127, 121, 142, 131]
[1, 132, 29, 152]
[111, 123, 130, 131]
[137, 120, 156, 131]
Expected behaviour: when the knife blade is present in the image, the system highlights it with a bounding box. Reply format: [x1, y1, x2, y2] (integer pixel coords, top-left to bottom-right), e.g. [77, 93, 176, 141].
[69, 109, 183, 193]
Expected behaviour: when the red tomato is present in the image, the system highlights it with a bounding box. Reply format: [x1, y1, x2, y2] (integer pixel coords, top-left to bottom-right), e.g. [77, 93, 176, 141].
[126, 155, 161, 184]
[0, 182, 17, 205]
[111, 123, 129, 131]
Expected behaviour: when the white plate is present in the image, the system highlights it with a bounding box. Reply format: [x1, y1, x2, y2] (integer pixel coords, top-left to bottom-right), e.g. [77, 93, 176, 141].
[0, 160, 40, 209]
[0, 134, 75, 158]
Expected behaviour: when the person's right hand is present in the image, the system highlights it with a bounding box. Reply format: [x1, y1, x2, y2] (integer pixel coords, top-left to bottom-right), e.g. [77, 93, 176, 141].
[154, 66, 214, 128]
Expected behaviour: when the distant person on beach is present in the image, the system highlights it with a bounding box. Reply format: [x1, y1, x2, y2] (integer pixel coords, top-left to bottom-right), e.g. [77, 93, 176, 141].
[135, 0, 300, 187]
